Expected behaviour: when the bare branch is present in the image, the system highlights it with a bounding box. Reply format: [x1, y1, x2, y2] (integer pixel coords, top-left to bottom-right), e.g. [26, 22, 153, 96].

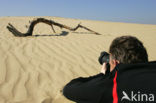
[7, 18, 102, 37]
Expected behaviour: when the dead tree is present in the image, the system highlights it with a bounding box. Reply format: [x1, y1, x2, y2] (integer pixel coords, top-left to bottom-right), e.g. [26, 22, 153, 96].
[7, 18, 102, 37]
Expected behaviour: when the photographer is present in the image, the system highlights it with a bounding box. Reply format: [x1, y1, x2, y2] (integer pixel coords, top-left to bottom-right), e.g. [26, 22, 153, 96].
[63, 36, 156, 103]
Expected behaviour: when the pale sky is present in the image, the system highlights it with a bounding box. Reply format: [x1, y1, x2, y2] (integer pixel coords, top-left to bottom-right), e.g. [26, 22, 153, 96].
[0, 0, 156, 24]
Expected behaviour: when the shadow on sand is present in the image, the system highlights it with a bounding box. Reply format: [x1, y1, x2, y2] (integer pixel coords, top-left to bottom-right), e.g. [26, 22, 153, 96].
[32, 31, 98, 37]
[32, 31, 69, 37]
[72, 31, 95, 35]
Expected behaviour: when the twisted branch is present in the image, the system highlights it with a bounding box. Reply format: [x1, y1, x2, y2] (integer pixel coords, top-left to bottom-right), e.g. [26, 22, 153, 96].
[7, 18, 102, 37]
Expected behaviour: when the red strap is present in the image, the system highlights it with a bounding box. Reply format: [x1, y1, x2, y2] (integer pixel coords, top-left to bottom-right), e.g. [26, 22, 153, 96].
[113, 72, 118, 103]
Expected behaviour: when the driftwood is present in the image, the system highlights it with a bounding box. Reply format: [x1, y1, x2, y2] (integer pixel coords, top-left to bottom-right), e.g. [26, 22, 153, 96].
[7, 18, 102, 37]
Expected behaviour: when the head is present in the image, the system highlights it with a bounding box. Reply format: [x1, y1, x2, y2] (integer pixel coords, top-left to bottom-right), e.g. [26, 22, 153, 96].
[109, 36, 148, 71]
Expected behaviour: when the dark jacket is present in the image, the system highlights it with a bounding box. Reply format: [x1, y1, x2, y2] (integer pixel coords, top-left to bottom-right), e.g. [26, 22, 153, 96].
[63, 61, 156, 103]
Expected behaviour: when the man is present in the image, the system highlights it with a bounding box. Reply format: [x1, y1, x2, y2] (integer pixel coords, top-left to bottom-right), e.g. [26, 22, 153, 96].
[63, 36, 156, 103]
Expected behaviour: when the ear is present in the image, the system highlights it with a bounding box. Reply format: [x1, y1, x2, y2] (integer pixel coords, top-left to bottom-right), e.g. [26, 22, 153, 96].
[116, 60, 120, 64]
[113, 59, 120, 66]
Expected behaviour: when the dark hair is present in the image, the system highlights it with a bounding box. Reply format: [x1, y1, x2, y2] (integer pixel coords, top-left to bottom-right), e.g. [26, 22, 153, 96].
[109, 36, 148, 63]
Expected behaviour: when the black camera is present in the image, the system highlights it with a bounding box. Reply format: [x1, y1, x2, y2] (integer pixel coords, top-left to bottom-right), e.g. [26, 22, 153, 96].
[98, 51, 110, 74]
[98, 51, 110, 64]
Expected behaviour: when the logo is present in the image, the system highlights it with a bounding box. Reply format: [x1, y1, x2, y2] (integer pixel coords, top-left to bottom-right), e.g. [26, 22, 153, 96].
[121, 91, 155, 102]
[121, 91, 131, 101]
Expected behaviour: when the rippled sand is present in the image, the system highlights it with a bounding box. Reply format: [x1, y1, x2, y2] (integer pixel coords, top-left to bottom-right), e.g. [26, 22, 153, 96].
[0, 17, 156, 103]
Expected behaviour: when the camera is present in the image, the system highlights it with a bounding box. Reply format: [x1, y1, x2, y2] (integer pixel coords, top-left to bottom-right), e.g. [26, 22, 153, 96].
[98, 51, 110, 74]
[98, 51, 110, 65]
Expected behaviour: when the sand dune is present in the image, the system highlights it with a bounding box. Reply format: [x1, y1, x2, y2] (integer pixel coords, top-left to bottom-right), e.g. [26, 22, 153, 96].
[0, 17, 156, 103]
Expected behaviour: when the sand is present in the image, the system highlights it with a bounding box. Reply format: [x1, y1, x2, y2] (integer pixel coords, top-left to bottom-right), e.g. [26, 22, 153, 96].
[0, 17, 156, 103]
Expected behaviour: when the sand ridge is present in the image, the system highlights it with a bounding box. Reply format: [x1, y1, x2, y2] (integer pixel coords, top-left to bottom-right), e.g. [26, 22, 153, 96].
[0, 17, 156, 103]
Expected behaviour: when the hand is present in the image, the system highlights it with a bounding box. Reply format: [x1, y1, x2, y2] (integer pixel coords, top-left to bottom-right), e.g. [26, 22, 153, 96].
[101, 63, 107, 74]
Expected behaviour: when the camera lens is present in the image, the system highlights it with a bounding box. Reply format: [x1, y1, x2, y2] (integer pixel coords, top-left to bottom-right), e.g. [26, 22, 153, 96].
[98, 51, 109, 65]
